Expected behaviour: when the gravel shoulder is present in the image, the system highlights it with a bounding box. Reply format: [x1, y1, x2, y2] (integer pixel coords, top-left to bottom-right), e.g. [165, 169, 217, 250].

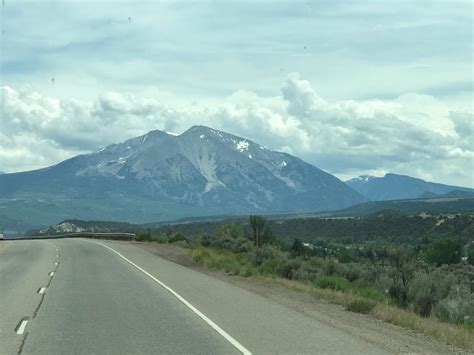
[135, 241, 469, 354]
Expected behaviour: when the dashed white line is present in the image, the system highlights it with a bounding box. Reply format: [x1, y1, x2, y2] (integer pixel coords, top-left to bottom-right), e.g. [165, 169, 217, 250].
[54, 262, 58, 266]
[16, 320, 28, 335]
[49, 271, 55, 277]
[38, 287, 47, 294]
[84, 240, 252, 355]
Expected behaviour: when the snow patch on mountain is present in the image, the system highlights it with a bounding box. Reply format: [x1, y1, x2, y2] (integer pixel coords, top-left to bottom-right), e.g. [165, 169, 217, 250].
[236, 140, 249, 152]
[195, 150, 226, 193]
[347, 174, 376, 183]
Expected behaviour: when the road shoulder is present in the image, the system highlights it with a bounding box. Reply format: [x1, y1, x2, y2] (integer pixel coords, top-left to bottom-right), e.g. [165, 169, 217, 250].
[133, 241, 468, 354]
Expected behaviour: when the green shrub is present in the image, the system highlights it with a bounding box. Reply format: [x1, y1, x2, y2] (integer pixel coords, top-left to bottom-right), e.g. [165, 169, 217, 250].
[316, 275, 349, 291]
[408, 272, 438, 317]
[425, 239, 462, 266]
[315, 275, 385, 301]
[346, 299, 376, 314]
[323, 259, 338, 276]
[215, 224, 244, 240]
[341, 262, 363, 282]
[277, 259, 303, 279]
[434, 283, 474, 325]
[168, 232, 188, 243]
[253, 245, 287, 266]
[352, 285, 386, 301]
[153, 234, 169, 243]
[236, 240, 254, 253]
[190, 247, 254, 276]
[137, 230, 152, 241]
[387, 247, 416, 307]
[239, 264, 254, 277]
[291, 262, 319, 282]
[199, 233, 212, 247]
[257, 257, 286, 276]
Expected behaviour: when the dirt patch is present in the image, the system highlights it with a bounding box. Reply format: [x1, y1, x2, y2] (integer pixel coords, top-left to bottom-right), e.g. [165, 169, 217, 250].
[133, 242, 469, 354]
[134, 242, 195, 267]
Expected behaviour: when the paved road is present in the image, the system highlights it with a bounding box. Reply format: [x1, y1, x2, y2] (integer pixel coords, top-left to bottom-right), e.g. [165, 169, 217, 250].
[0, 239, 392, 354]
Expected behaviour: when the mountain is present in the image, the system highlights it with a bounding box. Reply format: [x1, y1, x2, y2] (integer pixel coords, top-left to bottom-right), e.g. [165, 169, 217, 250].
[332, 196, 474, 217]
[0, 215, 33, 234]
[418, 190, 474, 199]
[346, 173, 473, 201]
[25, 219, 139, 236]
[0, 126, 363, 227]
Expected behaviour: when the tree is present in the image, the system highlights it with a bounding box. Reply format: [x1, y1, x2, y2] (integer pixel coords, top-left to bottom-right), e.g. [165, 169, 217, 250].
[216, 224, 244, 240]
[249, 215, 266, 247]
[408, 272, 438, 317]
[291, 238, 306, 257]
[388, 247, 416, 307]
[424, 239, 462, 266]
[262, 226, 276, 246]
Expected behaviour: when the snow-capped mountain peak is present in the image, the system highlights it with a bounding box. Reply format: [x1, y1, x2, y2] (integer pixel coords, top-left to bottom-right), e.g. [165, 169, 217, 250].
[346, 174, 376, 183]
[346, 173, 473, 201]
[0, 126, 364, 224]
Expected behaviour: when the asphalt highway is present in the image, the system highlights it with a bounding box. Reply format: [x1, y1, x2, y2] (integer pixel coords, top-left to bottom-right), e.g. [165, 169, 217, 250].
[0, 239, 394, 354]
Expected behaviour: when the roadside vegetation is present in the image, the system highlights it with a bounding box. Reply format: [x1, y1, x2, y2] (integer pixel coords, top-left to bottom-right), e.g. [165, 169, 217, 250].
[137, 214, 474, 350]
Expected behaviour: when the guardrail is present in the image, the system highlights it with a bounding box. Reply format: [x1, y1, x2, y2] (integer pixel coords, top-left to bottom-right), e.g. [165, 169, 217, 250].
[17, 232, 137, 241]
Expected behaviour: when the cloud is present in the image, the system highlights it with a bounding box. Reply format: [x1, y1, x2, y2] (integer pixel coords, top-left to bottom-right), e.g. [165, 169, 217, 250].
[1, 73, 473, 187]
[3, 1, 473, 103]
[281, 73, 327, 117]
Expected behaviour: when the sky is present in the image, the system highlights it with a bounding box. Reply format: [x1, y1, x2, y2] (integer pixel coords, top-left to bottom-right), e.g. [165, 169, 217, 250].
[0, 0, 473, 187]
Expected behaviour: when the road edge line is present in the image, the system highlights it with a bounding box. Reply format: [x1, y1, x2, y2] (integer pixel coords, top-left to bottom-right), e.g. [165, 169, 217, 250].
[84, 239, 252, 355]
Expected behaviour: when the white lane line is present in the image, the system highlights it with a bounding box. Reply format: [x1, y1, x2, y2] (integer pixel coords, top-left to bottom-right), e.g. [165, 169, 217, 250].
[49, 271, 55, 277]
[54, 262, 59, 266]
[38, 287, 47, 294]
[85, 240, 252, 355]
[56, 254, 59, 258]
[16, 320, 28, 335]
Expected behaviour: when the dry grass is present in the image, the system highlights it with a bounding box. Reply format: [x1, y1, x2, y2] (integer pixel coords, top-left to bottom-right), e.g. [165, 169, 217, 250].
[248, 276, 474, 351]
[372, 303, 474, 351]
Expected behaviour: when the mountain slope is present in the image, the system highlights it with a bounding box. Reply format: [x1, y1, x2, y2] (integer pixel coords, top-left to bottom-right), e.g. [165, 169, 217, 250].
[0, 126, 363, 227]
[346, 173, 473, 201]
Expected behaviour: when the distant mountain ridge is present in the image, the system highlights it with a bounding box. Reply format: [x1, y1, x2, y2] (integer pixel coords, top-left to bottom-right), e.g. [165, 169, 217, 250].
[419, 190, 474, 199]
[0, 125, 363, 227]
[346, 173, 473, 201]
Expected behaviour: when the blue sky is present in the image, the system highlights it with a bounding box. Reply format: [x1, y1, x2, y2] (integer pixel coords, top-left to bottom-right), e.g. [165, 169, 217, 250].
[1, 0, 473, 186]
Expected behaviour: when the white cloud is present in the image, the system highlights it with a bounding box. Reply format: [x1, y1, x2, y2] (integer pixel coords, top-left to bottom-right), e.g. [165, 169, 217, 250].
[3, 1, 472, 102]
[1, 73, 473, 187]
